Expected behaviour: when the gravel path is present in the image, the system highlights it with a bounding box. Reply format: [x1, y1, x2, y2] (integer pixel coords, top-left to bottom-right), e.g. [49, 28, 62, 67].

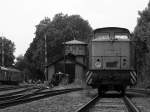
[0, 88, 97, 112]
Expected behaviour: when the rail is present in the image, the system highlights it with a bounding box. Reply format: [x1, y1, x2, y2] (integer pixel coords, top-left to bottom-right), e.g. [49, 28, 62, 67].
[75, 94, 140, 112]
[0, 88, 83, 109]
[124, 96, 140, 112]
[75, 95, 99, 112]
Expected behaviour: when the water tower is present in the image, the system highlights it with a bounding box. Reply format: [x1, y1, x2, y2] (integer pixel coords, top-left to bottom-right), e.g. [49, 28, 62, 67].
[64, 39, 87, 83]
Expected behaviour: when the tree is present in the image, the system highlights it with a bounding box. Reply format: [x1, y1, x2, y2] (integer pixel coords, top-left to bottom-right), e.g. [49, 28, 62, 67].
[0, 37, 15, 67]
[24, 13, 93, 80]
[133, 1, 150, 86]
[15, 54, 26, 70]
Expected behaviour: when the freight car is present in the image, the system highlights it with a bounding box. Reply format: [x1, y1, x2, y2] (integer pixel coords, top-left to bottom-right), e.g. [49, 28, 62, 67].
[0, 66, 24, 85]
[86, 27, 137, 95]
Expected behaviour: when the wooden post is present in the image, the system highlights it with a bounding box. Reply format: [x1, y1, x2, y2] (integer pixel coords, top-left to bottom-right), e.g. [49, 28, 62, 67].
[44, 34, 48, 81]
[1, 37, 4, 66]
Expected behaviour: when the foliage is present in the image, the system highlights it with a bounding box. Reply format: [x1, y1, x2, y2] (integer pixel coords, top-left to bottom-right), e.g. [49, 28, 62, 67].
[0, 37, 15, 67]
[15, 54, 27, 71]
[133, 1, 150, 85]
[23, 13, 92, 80]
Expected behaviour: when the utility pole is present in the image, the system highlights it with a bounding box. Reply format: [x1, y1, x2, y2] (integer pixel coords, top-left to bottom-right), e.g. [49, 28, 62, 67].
[1, 37, 4, 66]
[64, 40, 66, 75]
[44, 34, 48, 81]
[41, 19, 50, 82]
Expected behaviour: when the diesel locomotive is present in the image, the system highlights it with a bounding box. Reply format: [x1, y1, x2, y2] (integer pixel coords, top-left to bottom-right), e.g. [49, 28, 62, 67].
[86, 27, 137, 95]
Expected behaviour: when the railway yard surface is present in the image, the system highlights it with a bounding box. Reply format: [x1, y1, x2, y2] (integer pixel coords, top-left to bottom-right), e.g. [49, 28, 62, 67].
[0, 84, 97, 112]
[131, 96, 150, 112]
[0, 84, 150, 112]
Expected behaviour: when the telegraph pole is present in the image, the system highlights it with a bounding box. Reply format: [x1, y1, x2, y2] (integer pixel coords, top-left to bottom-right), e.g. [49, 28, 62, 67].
[44, 34, 48, 81]
[40, 19, 50, 82]
[1, 37, 4, 66]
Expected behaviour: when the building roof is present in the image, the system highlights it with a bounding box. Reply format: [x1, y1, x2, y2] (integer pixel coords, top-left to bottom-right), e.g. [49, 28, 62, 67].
[64, 39, 87, 45]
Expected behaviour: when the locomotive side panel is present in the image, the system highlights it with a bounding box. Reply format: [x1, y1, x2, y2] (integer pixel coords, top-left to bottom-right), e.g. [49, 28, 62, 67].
[88, 42, 92, 70]
[130, 42, 136, 70]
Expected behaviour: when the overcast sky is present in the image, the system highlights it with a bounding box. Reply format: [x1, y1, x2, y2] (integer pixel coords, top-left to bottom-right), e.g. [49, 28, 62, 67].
[0, 0, 149, 57]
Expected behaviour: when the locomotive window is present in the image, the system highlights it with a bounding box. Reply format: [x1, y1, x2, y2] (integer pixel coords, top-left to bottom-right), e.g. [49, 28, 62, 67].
[94, 33, 109, 40]
[115, 34, 128, 39]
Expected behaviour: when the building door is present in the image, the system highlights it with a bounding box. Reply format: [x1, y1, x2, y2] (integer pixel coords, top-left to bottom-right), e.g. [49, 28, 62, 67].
[65, 64, 75, 83]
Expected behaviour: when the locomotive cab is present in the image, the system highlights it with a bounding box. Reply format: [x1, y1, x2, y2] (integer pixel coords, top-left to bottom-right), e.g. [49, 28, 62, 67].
[87, 27, 136, 95]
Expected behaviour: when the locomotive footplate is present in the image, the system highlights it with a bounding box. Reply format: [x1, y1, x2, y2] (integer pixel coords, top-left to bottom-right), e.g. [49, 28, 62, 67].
[86, 70, 133, 91]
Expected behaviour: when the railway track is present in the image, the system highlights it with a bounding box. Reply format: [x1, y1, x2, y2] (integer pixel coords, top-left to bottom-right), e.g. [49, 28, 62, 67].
[127, 88, 150, 95]
[76, 94, 140, 112]
[0, 87, 83, 109]
[0, 85, 30, 91]
[0, 85, 46, 99]
[0, 87, 44, 101]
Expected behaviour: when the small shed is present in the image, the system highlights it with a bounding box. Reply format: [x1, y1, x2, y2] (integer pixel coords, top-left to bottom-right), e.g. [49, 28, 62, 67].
[47, 39, 88, 84]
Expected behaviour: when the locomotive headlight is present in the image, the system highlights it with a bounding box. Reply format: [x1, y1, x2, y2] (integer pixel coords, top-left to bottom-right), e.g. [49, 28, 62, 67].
[95, 61, 101, 68]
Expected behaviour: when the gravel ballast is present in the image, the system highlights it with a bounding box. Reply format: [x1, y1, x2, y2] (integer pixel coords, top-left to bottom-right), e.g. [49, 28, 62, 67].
[0, 88, 97, 112]
[131, 97, 150, 112]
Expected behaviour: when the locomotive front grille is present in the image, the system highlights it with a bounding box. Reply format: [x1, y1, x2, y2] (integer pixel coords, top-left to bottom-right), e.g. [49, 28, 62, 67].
[106, 61, 118, 68]
[103, 57, 120, 69]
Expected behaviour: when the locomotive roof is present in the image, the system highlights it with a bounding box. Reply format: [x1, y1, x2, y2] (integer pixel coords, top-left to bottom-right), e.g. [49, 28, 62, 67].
[92, 38, 130, 41]
[94, 27, 130, 34]
[92, 27, 130, 41]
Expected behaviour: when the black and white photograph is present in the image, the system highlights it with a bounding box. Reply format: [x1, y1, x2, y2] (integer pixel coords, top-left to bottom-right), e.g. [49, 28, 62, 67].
[0, 0, 150, 111]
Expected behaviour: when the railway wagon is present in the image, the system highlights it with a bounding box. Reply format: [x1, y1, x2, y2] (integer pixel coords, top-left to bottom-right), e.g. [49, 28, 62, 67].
[86, 27, 137, 95]
[0, 66, 24, 85]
